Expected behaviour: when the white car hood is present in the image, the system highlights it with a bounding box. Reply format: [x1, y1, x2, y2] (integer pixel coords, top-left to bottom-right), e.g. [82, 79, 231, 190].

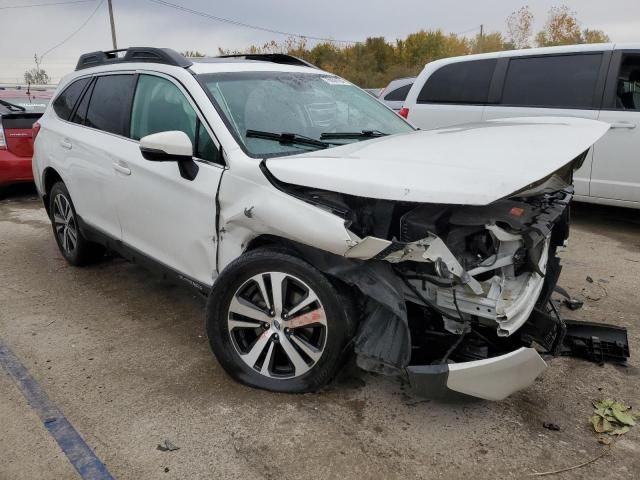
[265, 117, 610, 205]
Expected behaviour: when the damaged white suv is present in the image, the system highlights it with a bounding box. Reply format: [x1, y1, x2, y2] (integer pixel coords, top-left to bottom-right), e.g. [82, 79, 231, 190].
[33, 48, 611, 400]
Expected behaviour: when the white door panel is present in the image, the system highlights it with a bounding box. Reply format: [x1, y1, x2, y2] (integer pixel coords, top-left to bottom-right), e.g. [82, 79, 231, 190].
[407, 105, 485, 131]
[58, 123, 122, 239]
[113, 141, 222, 286]
[483, 106, 598, 197]
[593, 111, 640, 202]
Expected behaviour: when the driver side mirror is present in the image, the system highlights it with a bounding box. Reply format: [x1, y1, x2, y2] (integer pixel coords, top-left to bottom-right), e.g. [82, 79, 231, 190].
[139, 131, 199, 181]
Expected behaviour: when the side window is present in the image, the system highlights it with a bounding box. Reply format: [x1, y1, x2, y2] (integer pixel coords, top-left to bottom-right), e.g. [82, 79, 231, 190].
[501, 54, 603, 108]
[130, 75, 219, 162]
[417, 59, 496, 104]
[85, 75, 135, 135]
[52, 78, 90, 120]
[70, 79, 94, 125]
[384, 83, 413, 101]
[613, 54, 640, 110]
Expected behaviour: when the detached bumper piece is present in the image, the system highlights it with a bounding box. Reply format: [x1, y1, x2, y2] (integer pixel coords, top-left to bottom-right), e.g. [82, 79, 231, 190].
[406, 309, 630, 401]
[559, 320, 630, 364]
[407, 347, 547, 401]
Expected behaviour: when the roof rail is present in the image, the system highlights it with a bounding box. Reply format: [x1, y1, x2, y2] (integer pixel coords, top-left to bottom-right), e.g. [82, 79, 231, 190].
[216, 53, 318, 69]
[75, 47, 193, 71]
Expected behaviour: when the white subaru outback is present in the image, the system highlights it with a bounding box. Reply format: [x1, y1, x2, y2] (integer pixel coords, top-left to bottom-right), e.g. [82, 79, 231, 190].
[32, 48, 612, 400]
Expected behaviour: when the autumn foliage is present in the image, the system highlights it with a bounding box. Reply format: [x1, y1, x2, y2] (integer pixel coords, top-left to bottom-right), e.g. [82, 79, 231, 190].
[216, 5, 610, 88]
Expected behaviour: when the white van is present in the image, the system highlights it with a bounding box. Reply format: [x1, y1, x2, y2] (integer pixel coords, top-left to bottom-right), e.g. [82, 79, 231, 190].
[402, 43, 640, 208]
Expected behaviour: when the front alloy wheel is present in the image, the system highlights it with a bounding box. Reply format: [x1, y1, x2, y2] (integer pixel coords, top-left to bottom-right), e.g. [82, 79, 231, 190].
[207, 249, 355, 393]
[228, 272, 328, 379]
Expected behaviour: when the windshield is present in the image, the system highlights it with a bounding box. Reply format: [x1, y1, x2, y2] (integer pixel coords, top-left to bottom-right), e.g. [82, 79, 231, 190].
[198, 71, 414, 157]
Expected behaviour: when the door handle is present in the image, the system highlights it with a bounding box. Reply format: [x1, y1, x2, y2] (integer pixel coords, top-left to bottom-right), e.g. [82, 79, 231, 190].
[610, 121, 636, 129]
[112, 161, 131, 175]
[60, 138, 72, 150]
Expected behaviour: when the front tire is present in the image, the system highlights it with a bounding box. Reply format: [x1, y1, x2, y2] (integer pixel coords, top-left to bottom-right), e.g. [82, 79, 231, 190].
[49, 181, 104, 266]
[206, 249, 355, 393]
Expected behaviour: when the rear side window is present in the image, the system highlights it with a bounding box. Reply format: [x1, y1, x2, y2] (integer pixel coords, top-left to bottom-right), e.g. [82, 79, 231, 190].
[70, 80, 94, 125]
[501, 54, 603, 108]
[417, 59, 496, 104]
[85, 75, 135, 135]
[52, 78, 90, 120]
[384, 83, 413, 101]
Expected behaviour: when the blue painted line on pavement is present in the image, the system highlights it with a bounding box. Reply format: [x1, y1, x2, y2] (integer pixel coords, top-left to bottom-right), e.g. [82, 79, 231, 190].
[0, 338, 115, 480]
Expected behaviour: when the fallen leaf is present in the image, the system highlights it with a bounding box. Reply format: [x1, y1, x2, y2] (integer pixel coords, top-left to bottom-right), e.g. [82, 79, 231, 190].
[610, 426, 630, 436]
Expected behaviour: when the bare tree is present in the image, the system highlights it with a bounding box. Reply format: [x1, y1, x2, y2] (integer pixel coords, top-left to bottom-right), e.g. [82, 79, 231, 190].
[506, 6, 534, 49]
[23, 54, 49, 85]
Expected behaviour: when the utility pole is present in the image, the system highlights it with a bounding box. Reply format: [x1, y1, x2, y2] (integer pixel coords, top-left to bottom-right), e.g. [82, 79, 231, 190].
[479, 24, 484, 40]
[107, 0, 118, 49]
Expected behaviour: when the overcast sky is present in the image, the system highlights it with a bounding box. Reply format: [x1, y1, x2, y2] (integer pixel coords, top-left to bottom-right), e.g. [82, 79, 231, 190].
[2, 0, 640, 83]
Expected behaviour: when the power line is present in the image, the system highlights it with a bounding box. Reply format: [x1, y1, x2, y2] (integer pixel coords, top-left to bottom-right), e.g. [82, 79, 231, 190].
[39, 0, 105, 61]
[455, 26, 482, 36]
[147, 0, 359, 44]
[0, 0, 95, 10]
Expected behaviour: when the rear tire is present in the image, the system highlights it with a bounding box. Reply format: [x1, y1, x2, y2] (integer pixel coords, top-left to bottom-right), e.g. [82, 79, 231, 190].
[49, 181, 104, 266]
[206, 248, 355, 393]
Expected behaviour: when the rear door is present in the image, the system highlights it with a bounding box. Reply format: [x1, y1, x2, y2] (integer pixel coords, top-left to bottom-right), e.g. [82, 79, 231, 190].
[112, 73, 224, 286]
[407, 58, 496, 129]
[483, 52, 609, 197]
[61, 73, 136, 240]
[592, 51, 640, 203]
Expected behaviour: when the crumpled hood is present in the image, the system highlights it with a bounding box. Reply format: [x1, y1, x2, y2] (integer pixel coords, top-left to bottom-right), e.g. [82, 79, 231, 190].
[264, 117, 610, 205]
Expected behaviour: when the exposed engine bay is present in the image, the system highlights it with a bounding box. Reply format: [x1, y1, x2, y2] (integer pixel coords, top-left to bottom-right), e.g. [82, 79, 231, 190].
[260, 151, 629, 399]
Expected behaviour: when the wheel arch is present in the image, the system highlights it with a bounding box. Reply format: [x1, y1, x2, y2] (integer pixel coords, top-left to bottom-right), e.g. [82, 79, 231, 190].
[42, 167, 64, 217]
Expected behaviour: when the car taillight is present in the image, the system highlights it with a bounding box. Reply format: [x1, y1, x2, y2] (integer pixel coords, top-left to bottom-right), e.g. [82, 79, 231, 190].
[398, 107, 409, 119]
[32, 121, 41, 142]
[0, 118, 6, 150]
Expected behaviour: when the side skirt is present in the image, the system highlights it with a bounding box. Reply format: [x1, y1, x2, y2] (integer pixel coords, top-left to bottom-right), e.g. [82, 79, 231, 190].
[77, 216, 211, 297]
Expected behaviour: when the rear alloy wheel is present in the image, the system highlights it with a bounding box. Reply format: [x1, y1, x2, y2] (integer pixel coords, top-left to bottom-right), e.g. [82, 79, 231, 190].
[207, 249, 355, 392]
[48, 182, 104, 266]
[52, 192, 78, 255]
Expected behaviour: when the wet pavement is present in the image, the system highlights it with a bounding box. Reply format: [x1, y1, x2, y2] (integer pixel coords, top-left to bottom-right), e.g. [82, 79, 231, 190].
[1, 185, 639, 479]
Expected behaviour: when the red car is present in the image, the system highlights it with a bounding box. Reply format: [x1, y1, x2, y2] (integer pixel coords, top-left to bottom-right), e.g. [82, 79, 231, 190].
[0, 86, 53, 191]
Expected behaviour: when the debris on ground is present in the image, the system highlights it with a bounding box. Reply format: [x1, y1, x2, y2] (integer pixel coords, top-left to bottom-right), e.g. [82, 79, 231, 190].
[530, 447, 610, 477]
[586, 276, 594, 283]
[157, 440, 180, 452]
[542, 422, 560, 431]
[590, 399, 638, 436]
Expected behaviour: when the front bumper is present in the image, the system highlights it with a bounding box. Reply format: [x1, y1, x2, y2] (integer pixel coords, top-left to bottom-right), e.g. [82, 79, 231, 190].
[406, 347, 547, 401]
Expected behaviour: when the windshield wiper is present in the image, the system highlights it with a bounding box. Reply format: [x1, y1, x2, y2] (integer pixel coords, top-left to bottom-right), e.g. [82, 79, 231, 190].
[0, 99, 26, 112]
[320, 130, 388, 140]
[246, 129, 330, 149]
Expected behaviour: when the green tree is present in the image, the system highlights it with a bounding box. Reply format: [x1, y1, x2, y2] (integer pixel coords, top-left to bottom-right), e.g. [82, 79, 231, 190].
[582, 29, 610, 44]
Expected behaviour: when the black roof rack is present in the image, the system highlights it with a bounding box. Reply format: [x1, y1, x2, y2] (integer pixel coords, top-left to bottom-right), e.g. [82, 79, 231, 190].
[215, 53, 317, 69]
[75, 47, 193, 71]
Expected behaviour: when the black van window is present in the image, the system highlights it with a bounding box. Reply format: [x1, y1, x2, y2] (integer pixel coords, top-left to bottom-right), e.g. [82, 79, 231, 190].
[384, 83, 413, 101]
[613, 54, 640, 110]
[501, 54, 603, 108]
[417, 59, 496, 104]
[52, 78, 90, 120]
[85, 75, 135, 135]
